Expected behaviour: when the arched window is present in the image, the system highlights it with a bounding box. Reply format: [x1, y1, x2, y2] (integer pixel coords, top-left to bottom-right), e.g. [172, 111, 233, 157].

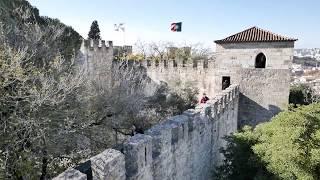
[255, 53, 266, 68]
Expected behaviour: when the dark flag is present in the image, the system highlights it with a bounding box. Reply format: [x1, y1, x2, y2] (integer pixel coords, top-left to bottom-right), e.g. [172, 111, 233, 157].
[171, 22, 182, 32]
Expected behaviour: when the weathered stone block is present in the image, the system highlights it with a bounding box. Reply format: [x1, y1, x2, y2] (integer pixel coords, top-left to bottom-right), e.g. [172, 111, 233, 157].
[90, 149, 125, 180]
[124, 134, 153, 180]
[53, 168, 87, 180]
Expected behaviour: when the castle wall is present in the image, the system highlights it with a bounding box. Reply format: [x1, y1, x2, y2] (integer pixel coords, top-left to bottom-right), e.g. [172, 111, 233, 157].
[143, 59, 216, 98]
[53, 85, 239, 180]
[78, 40, 216, 99]
[53, 168, 87, 180]
[215, 41, 294, 70]
[238, 69, 290, 126]
[79, 39, 113, 88]
[214, 41, 294, 127]
[90, 149, 126, 180]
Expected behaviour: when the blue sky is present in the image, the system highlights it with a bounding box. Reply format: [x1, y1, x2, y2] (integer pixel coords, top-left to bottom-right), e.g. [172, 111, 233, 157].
[28, 0, 320, 49]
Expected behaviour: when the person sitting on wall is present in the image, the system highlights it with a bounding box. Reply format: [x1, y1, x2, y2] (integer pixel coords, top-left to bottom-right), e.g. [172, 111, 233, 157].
[200, 93, 210, 103]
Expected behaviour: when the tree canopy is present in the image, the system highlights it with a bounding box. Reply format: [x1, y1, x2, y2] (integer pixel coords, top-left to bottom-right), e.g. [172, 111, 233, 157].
[215, 103, 320, 180]
[88, 20, 101, 40]
[289, 84, 319, 107]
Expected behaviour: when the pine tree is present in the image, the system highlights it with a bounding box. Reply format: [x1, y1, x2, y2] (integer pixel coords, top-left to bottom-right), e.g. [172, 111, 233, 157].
[88, 20, 101, 40]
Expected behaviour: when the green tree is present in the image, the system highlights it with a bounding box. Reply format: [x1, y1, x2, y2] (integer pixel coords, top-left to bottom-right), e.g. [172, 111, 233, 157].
[289, 85, 307, 106]
[289, 84, 317, 107]
[215, 103, 320, 180]
[213, 126, 275, 180]
[254, 103, 320, 180]
[88, 20, 101, 40]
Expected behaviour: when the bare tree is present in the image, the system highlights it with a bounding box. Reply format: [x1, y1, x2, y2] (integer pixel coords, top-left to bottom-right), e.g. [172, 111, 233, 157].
[133, 41, 213, 63]
[148, 41, 173, 62]
[0, 18, 202, 178]
[0, 42, 88, 179]
[134, 40, 148, 60]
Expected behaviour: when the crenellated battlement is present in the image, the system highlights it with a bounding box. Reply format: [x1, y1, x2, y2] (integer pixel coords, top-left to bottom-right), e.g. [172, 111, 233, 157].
[81, 39, 113, 52]
[139, 59, 215, 70]
[54, 25, 294, 179]
[113, 59, 215, 71]
[79, 39, 114, 88]
[53, 85, 239, 180]
[111, 59, 216, 97]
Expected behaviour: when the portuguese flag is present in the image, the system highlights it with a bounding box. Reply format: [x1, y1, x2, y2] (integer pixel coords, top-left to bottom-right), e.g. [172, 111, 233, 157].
[171, 22, 182, 32]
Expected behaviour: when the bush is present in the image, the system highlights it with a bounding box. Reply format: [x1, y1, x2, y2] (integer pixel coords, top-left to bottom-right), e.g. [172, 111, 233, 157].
[215, 103, 320, 180]
[289, 84, 319, 107]
[213, 126, 275, 180]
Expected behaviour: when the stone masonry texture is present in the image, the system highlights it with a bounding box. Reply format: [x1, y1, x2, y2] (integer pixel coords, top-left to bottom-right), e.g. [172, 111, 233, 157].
[57, 36, 294, 179]
[90, 149, 126, 180]
[52, 168, 87, 180]
[214, 41, 294, 127]
[54, 85, 239, 180]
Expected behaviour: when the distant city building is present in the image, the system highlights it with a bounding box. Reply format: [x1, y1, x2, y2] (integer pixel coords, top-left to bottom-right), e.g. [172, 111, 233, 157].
[113, 45, 133, 58]
[167, 46, 191, 59]
[294, 48, 320, 60]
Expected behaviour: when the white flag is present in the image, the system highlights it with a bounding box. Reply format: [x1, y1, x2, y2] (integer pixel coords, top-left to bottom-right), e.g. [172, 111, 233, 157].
[114, 23, 125, 32]
[114, 24, 119, 31]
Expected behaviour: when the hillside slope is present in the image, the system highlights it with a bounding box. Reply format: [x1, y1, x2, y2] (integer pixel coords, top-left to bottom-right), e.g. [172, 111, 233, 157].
[0, 0, 82, 64]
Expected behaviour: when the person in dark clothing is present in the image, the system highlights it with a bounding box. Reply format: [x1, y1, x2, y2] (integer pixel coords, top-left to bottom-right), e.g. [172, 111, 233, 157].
[200, 93, 210, 103]
[222, 80, 229, 90]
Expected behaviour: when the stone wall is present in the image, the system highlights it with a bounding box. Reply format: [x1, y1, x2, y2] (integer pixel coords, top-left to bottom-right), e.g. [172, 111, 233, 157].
[238, 69, 290, 126]
[142, 59, 216, 98]
[214, 41, 294, 127]
[215, 41, 294, 70]
[214, 41, 294, 93]
[78, 39, 114, 88]
[78, 40, 216, 98]
[54, 85, 239, 180]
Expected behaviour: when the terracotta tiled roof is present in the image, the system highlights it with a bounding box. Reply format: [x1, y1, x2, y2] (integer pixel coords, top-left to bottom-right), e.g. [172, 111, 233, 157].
[214, 26, 297, 44]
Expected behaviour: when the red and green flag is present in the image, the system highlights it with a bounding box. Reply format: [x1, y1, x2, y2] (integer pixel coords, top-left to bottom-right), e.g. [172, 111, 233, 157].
[171, 22, 182, 32]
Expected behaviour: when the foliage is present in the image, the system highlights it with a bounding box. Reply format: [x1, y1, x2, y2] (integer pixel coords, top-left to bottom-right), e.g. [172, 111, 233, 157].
[289, 84, 319, 107]
[106, 61, 199, 138]
[213, 126, 275, 180]
[254, 103, 320, 180]
[133, 40, 213, 63]
[0, 1, 201, 178]
[0, 44, 199, 179]
[215, 103, 320, 180]
[0, 44, 88, 179]
[0, 0, 82, 64]
[142, 81, 199, 128]
[0, 0, 81, 91]
[88, 20, 101, 40]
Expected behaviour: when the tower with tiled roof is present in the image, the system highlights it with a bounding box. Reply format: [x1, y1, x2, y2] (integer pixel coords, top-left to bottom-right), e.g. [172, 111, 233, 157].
[214, 26, 297, 127]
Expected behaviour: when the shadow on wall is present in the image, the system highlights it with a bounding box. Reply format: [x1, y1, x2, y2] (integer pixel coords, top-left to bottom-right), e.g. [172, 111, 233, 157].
[74, 160, 92, 180]
[238, 93, 281, 128]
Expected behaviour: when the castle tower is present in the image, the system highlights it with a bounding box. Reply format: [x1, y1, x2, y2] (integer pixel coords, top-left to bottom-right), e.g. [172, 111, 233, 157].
[214, 26, 297, 127]
[79, 39, 113, 88]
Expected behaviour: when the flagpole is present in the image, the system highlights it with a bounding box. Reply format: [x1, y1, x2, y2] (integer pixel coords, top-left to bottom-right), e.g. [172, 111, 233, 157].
[114, 23, 126, 46]
[123, 30, 126, 46]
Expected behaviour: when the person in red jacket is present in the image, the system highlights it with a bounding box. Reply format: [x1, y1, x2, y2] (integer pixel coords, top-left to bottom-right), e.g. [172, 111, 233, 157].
[200, 93, 209, 103]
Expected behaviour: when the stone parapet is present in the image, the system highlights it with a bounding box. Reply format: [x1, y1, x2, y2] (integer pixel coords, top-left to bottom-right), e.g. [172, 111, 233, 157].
[54, 85, 240, 180]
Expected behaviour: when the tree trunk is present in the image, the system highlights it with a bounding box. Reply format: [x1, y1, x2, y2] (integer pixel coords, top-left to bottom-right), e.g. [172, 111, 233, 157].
[40, 138, 48, 180]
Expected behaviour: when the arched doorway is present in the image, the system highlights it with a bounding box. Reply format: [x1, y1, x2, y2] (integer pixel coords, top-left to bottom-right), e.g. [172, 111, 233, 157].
[255, 53, 266, 68]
